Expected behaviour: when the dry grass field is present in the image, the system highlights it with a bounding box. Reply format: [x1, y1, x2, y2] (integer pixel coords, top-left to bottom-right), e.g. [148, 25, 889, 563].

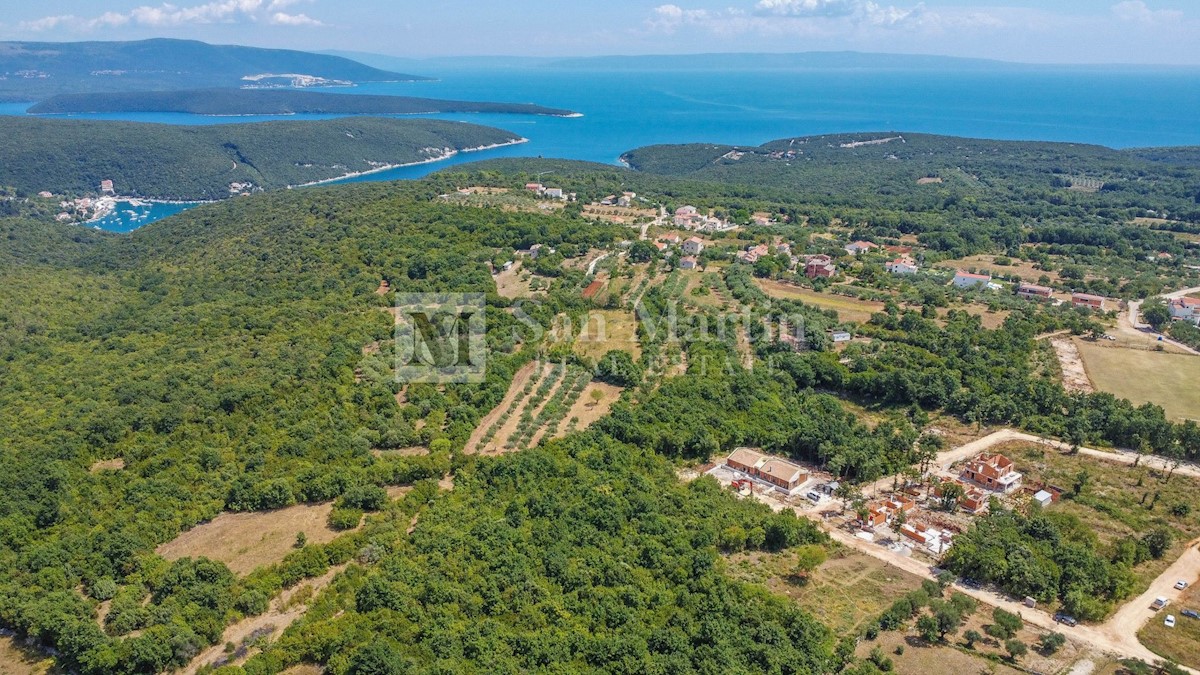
[754, 279, 884, 323]
[1139, 581, 1200, 669]
[940, 254, 1061, 284]
[1075, 341, 1200, 421]
[0, 636, 57, 675]
[555, 381, 622, 438]
[574, 309, 641, 361]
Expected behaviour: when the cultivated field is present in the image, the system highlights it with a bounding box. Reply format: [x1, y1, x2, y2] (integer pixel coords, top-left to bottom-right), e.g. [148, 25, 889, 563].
[467, 361, 595, 454]
[1075, 341, 1200, 421]
[754, 279, 884, 323]
[554, 381, 623, 438]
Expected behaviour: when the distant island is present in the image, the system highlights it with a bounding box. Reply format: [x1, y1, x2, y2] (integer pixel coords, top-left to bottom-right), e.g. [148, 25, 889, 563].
[0, 38, 428, 100]
[27, 88, 579, 117]
[0, 116, 524, 203]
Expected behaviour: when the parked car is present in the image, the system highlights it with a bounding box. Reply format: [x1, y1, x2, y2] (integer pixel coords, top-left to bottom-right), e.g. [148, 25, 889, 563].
[1182, 609, 1200, 619]
[1053, 613, 1078, 627]
[1166, 614, 1177, 628]
[1153, 596, 1169, 610]
[960, 578, 982, 590]
[1175, 580, 1189, 590]
[806, 491, 822, 503]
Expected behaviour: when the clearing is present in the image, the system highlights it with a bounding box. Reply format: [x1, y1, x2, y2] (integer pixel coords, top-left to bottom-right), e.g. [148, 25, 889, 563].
[1075, 340, 1200, 421]
[88, 457, 125, 473]
[156, 490, 408, 576]
[494, 261, 541, 299]
[754, 279, 884, 323]
[1001, 440, 1200, 592]
[726, 547, 922, 634]
[0, 635, 55, 675]
[554, 381, 623, 439]
[573, 309, 641, 361]
[1051, 337, 1095, 393]
[943, 254, 1061, 284]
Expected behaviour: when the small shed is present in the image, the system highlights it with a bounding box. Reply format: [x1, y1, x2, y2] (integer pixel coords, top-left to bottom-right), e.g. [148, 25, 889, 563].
[831, 331, 852, 343]
[1033, 490, 1054, 508]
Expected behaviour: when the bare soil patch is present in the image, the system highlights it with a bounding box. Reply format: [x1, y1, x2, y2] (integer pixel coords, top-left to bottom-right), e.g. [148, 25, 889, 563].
[89, 457, 125, 473]
[1052, 337, 1095, 393]
[371, 446, 429, 458]
[555, 382, 622, 438]
[494, 261, 538, 299]
[0, 635, 56, 675]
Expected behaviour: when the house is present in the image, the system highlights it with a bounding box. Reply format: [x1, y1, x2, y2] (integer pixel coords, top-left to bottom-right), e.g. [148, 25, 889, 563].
[543, 187, 565, 200]
[885, 256, 919, 275]
[679, 256, 698, 270]
[961, 453, 1023, 493]
[844, 240, 878, 255]
[37, 191, 53, 198]
[682, 237, 705, 255]
[1169, 297, 1200, 324]
[673, 205, 699, 226]
[899, 522, 951, 554]
[1017, 282, 1054, 300]
[951, 270, 991, 289]
[805, 259, 836, 278]
[100, 179, 115, 194]
[737, 243, 771, 264]
[525, 182, 543, 192]
[654, 241, 669, 252]
[1071, 293, 1105, 311]
[831, 331, 852, 343]
[659, 234, 681, 245]
[529, 244, 544, 259]
[775, 243, 792, 256]
[724, 447, 808, 492]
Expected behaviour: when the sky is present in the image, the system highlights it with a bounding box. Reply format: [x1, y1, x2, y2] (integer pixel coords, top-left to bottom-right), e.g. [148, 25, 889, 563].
[2, 0, 1199, 65]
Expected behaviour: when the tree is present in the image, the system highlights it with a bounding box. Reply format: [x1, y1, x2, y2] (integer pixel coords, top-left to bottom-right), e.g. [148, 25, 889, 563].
[791, 544, 828, 581]
[294, 531, 307, 548]
[963, 630, 983, 649]
[916, 614, 940, 643]
[1040, 632, 1066, 655]
[1004, 639, 1028, 661]
[1142, 299, 1171, 330]
[989, 608, 1023, 640]
[589, 388, 605, 407]
[1143, 528, 1174, 559]
[835, 482, 862, 511]
[939, 482, 964, 512]
[596, 350, 643, 387]
[1071, 469, 1091, 498]
[349, 639, 406, 675]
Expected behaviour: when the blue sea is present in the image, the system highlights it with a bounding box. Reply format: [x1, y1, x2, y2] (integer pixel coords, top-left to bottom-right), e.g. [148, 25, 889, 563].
[6, 66, 1200, 231]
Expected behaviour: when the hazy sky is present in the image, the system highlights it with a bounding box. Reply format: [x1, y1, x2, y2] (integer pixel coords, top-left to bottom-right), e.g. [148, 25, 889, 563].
[2, 0, 1199, 65]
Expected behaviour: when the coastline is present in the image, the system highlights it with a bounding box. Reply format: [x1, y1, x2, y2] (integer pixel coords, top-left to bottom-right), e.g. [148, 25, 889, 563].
[291, 136, 529, 188]
[85, 195, 213, 224]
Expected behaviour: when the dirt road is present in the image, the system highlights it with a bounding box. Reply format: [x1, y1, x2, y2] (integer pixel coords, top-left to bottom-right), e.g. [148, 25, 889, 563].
[1051, 337, 1095, 392]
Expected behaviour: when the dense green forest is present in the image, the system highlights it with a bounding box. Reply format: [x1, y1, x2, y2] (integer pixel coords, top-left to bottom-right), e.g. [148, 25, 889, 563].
[0, 38, 424, 100]
[621, 133, 1200, 224]
[0, 116, 523, 200]
[27, 88, 576, 117]
[3, 148, 1200, 672]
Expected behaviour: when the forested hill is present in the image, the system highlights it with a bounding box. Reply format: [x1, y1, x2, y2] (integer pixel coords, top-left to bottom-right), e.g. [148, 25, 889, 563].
[0, 38, 426, 100]
[27, 88, 577, 116]
[620, 132, 1200, 223]
[0, 116, 523, 201]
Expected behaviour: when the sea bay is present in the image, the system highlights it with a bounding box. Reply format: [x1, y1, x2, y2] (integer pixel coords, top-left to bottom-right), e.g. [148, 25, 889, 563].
[6, 65, 1199, 231]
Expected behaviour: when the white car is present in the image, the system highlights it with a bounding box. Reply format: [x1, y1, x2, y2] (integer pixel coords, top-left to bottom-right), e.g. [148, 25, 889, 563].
[1166, 614, 1177, 628]
[1175, 580, 1189, 591]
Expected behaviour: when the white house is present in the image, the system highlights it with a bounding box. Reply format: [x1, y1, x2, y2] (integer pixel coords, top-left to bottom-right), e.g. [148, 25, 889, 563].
[885, 256, 918, 275]
[952, 270, 991, 289]
[682, 237, 705, 255]
[1169, 297, 1200, 324]
[844, 240, 878, 255]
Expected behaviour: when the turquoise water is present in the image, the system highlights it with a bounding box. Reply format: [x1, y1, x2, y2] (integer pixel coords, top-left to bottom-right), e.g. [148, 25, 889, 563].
[8, 66, 1200, 231]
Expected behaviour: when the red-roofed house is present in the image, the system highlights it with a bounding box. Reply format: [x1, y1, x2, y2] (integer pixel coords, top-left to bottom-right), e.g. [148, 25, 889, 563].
[725, 447, 808, 492]
[1169, 297, 1200, 324]
[844, 240, 878, 255]
[682, 237, 705, 255]
[1017, 282, 1053, 300]
[1071, 293, 1105, 310]
[885, 256, 918, 275]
